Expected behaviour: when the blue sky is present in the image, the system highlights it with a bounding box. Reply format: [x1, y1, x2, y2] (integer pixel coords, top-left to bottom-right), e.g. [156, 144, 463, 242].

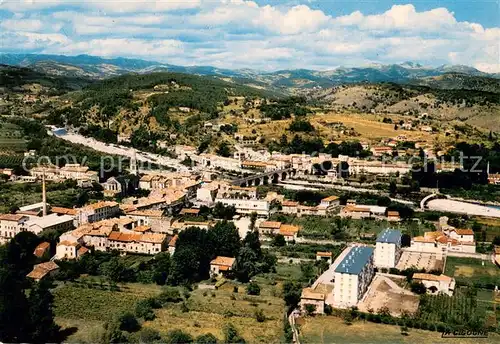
[0, 0, 499, 72]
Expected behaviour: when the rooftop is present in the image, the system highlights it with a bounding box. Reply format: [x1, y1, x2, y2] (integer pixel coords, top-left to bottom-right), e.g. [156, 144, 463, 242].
[210, 256, 235, 267]
[335, 246, 374, 275]
[301, 287, 325, 301]
[376, 229, 402, 244]
[0, 213, 27, 222]
[26, 214, 74, 229]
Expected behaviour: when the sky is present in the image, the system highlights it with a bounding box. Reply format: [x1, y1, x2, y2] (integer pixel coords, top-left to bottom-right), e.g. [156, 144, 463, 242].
[0, 0, 499, 72]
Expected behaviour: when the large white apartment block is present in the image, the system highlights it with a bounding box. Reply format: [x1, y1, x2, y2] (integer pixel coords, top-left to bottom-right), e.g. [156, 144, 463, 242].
[0, 214, 29, 244]
[374, 229, 402, 268]
[333, 246, 375, 308]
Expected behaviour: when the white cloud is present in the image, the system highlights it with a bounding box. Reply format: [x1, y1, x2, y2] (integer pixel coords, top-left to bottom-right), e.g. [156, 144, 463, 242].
[1, 18, 44, 32]
[49, 38, 184, 59]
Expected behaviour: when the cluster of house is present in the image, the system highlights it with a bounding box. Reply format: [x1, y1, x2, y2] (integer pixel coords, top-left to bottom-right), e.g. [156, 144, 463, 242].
[0, 203, 74, 245]
[19, 163, 99, 186]
[55, 217, 177, 260]
[339, 200, 401, 221]
[299, 228, 459, 314]
[410, 216, 476, 254]
[195, 181, 342, 217]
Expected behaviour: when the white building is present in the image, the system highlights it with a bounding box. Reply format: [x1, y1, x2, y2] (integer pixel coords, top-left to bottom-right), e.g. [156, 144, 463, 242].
[210, 256, 236, 276]
[300, 288, 325, 314]
[0, 214, 29, 244]
[333, 246, 375, 308]
[216, 197, 271, 216]
[25, 213, 74, 235]
[75, 201, 120, 225]
[374, 229, 402, 269]
[412, 273, 456, 296]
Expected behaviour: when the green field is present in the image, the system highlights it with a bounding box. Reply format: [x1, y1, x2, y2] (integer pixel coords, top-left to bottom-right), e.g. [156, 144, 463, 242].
[418, 287, 488, 327]
[53, 281, 161, 321]
[144, 280, 284, 343]
[298, 315, 500, 344]
[54, 263, 298, 343]
[444, 256, 500, 287]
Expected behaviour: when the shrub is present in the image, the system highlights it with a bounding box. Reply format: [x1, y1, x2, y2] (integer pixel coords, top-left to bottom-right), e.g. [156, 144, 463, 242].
[118, 312, 141, 332]
[304, 304, 316, 316]
[157, 287, 183, 304]
[138, 328, 162, 342]
[135, 299, 156, 321]
[224, 323, 246, 344]
[195, 333, 218, 344]
[166, 329, 193, 344]
[324, 304, 333, 315]
[246, 282, 261, 296]
[255, 309, 265, 322]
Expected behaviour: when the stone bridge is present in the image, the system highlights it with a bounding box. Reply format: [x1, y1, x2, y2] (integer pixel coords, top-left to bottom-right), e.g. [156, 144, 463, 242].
[232, 168, 296, 187]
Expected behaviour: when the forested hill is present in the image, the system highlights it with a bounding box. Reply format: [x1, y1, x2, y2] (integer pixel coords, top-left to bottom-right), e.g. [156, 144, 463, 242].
[0, 64, 90, 92]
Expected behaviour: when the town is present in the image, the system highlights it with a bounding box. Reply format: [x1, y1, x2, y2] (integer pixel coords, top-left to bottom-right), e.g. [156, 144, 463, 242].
[1, 0, 500, 342]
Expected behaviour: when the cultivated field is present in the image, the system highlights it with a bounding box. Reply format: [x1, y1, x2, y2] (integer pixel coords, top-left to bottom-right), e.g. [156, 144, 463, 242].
[298, 315, 500, 344]
[55, 263, 301, 343]
[444, 256, 500, 287]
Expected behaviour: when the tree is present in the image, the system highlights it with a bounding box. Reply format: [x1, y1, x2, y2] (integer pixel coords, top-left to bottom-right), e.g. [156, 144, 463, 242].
[195, 333, 218, 344]
[209, 221, 241, 258]
[300, 262, 316, 282]
[99, 257, 128, 282]
[410, 281, 427, 295]
[389, 180, 397, 196]
[271, 234, 286, 247]
[492, 236, 500, 246]
[27, 279, 60, 343]
[166, 329, 193, 344]
[213, 202, 236, 220]
[216, 141, 231, 157]
[135, 299, 156, 321]
[246, 282, 261, 296]
[118, 312, 141, 332]
[102, 319, 129, 343]
[249, 212, 257, 231]
[255, 308, 265, 322]
[224, 323, 246, 344]
[305, 304, 317, 316]
[138, 328, 162, 343]
[242, 230, 261, 257]
[234, 247, 258, 282]
[152, 252, 171, 285]
[283, 281, 301, 310]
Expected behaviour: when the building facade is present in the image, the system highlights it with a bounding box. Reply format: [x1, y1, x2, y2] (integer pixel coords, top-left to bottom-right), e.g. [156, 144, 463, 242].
[333, 246, 375, 308]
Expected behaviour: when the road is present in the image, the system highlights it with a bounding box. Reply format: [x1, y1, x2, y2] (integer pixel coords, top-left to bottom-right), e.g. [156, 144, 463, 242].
[50, 128, 191, 172]
[278, 180, 415, 205]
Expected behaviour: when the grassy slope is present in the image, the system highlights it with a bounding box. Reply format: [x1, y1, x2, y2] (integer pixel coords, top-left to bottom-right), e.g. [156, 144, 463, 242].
[299, 315, 500, 344]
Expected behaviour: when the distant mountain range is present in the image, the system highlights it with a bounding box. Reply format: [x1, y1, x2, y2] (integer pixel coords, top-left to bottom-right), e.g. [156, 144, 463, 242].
[1, 53, 499, 91]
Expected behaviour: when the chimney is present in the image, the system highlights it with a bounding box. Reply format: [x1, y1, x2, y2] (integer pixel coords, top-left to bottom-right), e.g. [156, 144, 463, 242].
[42, 168, 47, 216]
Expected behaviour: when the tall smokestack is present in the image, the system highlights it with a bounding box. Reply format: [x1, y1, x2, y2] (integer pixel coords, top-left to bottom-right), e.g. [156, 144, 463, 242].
[42, 168, 47, 216]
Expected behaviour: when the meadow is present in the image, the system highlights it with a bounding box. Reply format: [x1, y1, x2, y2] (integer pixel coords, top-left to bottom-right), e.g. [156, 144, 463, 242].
[298, 315, 500, 344]
[444, 256, 500, 288]
[54, 262, 303, 343]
